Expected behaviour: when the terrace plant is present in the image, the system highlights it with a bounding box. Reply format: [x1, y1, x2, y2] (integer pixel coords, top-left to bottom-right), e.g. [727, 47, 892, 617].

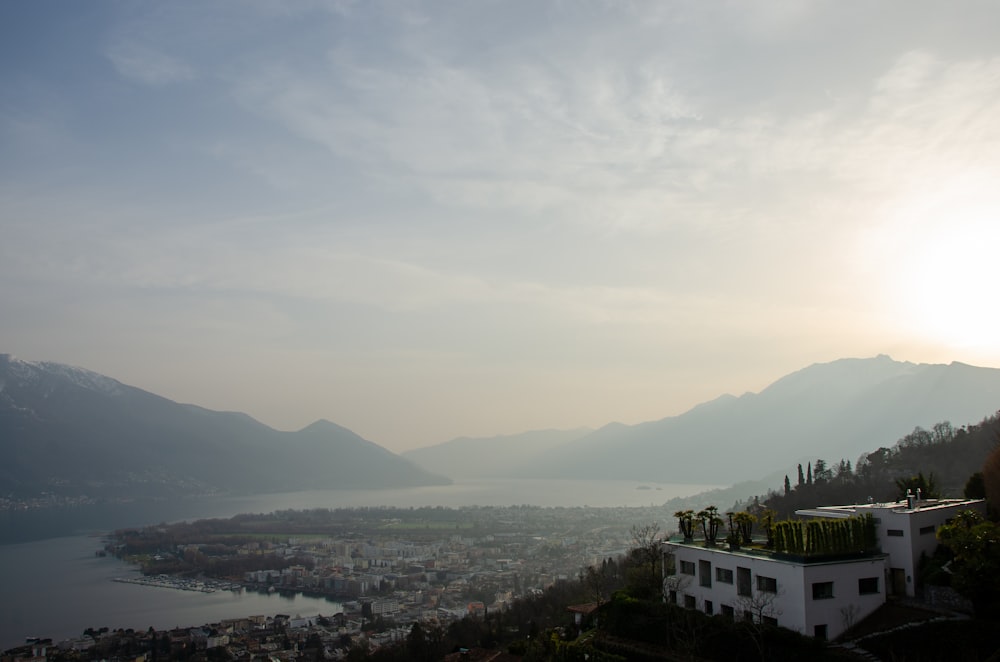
[697, 506, 724, 546]
[771, 514, 877, 556]
[674, 510, 696, 541]
[733, 511, 756, 545]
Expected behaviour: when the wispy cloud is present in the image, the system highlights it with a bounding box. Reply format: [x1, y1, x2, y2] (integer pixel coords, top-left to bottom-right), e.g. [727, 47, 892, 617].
[106, 41, 194, 85]
[4, 1, 1000, 445]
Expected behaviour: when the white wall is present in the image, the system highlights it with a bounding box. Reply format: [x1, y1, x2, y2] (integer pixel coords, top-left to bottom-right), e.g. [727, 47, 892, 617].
[665, 543, 887, 640]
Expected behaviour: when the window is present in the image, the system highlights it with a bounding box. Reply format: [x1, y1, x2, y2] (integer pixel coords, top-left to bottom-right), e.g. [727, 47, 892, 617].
[704, 600, 713, 615]
[680, 560, 696, 576]
[887, 529, 904, 537]
[814, 624, 828, 640]
[812, 581, 834, 600]
[919, 525, 935, 535]
[858, 577, 879, 595]
[684, 594, 696, 609]
[737, 567, 752, 597]
[699, 560, 712, 587]
[720, 604, 735, 620]
[762, 616, 778, 627]
[668, 590, 677, 604]
[664, 553, 676, 575]
[757, 575, 777, 593]
[716, 567, 734, 584]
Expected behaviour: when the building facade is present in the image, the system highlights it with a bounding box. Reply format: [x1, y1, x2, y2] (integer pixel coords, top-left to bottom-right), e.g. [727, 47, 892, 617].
[663, 497, 985, 639]
[796, 497, 986, 598]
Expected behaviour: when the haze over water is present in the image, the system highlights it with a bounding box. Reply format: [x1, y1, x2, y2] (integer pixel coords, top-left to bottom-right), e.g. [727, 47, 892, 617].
[0, 479, 716, 648]
[0, 479, 715, 544]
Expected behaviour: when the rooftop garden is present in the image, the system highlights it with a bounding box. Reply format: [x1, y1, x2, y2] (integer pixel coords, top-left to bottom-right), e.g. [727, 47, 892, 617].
[672, 507, 879, 560]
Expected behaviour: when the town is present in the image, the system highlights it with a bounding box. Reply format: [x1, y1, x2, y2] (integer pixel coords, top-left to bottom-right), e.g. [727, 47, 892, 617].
[2, 505, 671, 659]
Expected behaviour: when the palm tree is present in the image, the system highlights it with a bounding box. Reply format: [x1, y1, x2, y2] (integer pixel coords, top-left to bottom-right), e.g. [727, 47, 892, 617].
[674, 510, 695, 541]
[697, 506, 724, 545]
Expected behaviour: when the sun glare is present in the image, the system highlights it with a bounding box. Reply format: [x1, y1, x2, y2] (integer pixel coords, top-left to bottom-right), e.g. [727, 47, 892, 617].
[879, 175, 1000, 358]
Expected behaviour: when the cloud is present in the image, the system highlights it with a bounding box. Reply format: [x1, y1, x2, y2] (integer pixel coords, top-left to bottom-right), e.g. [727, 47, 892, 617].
[106, 41, 194, 86]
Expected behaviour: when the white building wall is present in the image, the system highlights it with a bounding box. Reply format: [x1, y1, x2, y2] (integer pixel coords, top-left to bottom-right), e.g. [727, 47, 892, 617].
[799, 558, 886, 638]
[809, 499, 987, 598]
[665, 543, 887, 640]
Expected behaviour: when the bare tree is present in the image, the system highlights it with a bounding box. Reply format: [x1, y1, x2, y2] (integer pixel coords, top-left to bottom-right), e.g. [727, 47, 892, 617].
[630, 522, 662, 574]
[582, 563, 612, 605]
[734, 587, 784, 661]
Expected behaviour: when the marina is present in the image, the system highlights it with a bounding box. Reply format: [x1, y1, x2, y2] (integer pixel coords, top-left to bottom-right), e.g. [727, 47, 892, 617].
[111, 575, 242, 593]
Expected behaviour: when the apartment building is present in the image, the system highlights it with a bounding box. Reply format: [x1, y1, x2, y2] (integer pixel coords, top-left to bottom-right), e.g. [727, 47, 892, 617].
[662, 497, 985, 639]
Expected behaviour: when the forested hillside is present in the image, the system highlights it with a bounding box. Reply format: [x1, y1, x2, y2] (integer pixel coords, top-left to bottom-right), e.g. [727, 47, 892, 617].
[750, 412, 999, 517]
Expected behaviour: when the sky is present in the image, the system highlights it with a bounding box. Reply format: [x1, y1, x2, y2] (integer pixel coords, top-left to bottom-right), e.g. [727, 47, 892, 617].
[2, 1, 999, 452]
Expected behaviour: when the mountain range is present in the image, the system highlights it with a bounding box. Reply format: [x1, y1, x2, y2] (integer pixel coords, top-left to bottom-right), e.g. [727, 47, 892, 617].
[406, 355, 1000, 485]
[0, 354, 448, 499]
[3, 353, 999, 500]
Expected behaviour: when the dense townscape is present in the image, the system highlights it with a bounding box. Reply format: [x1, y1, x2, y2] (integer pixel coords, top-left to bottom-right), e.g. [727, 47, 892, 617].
[2, 505, 668, 660]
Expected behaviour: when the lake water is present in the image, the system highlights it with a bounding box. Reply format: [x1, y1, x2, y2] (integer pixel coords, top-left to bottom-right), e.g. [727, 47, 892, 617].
[0, 478, 712, 544]
[0, 478, 715, 649]
[0, 535, 343, 650]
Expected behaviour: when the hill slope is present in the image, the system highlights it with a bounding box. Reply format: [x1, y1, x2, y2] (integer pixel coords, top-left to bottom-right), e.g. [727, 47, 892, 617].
[402, 428, 593, 479]
[503, 356, 1000, 484]
[0, 354, 449, 498]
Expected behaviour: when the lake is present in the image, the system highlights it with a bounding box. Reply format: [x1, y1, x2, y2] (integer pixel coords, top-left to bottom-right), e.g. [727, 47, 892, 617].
[0, 478, 716, 649]
[0, 535, 343, 650]
[0, 478, 713, 544]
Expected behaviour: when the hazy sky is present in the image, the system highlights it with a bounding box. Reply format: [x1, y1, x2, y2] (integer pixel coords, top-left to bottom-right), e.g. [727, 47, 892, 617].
[3, 1, 999, 452]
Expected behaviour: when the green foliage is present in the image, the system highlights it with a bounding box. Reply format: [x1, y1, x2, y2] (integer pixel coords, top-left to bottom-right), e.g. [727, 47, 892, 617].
[964, 472, 986, 499]
[733, 511, 756, 544]
[696, 506, 724, 545]
[751, 415, 1000, 519]
[674, 509, 695, 539]
[936, 509, 1000, 617]
[771, 514, 876, 556]
[895, 472, 941, 500]
[599, 594, 831, 662]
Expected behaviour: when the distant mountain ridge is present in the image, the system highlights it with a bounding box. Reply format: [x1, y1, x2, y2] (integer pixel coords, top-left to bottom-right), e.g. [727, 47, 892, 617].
[404, 356, 1000, 486]
[4, 354, 999, 500]
[0, 354, 448, 499]
[402, 428, 593, 479]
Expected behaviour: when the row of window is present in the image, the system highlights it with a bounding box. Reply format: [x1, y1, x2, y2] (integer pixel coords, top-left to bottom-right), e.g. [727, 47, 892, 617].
[679, 558, 771, 595]
[671, 592, 775, 627]
[886, 525, 935, 537]
[673, 556, 880, 598]
[811, 577, 880, 598]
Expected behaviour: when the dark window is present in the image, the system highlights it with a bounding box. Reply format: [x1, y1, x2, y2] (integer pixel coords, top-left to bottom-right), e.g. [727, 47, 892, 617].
[737, 567, 752, 597]
[684, 594, 696, 609]
[887, 529, 904, 537]
[721, 604, 735, 620]
[699, 560, 712, 587]
[664, 553, 676, 575]
[680, 560, 696, 576]
[812, 581, 834, 599]
[704, 600, 713, 615]
[668, 590, 677, 604]
[716, 567, 734, 584]
[762, 616, 778, 627]
[814, 624, 828, 640]
[757, 575, 777, 593]
[919, 525, 935, 535]
[858, 577, 879, 595]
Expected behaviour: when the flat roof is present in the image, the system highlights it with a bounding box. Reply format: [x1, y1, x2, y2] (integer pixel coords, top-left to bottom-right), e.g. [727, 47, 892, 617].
[796, 498, 984, 519]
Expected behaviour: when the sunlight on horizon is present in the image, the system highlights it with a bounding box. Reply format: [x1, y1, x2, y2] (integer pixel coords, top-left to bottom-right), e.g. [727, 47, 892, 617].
[873, 173, 1000, 363]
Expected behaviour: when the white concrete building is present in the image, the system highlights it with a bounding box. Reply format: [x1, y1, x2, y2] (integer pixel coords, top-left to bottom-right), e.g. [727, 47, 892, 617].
[796, 497, 986, 598]
[663, 497, 985, 640]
